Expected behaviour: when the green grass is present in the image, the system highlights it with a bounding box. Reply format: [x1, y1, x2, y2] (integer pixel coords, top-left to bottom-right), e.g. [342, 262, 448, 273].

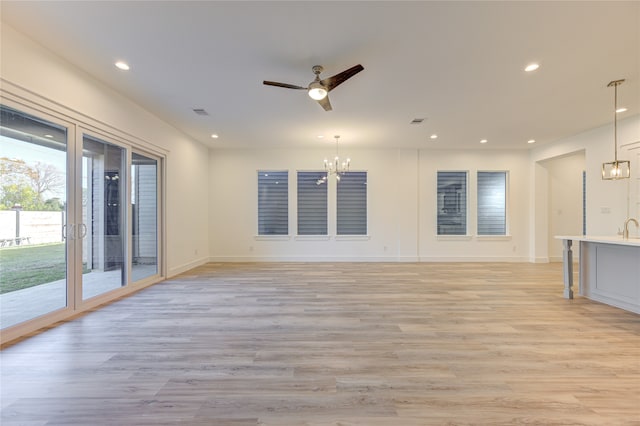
[0, 243, 67, 294]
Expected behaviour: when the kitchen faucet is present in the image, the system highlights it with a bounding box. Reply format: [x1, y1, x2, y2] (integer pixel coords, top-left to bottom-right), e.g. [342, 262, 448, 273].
[623, 218, 639, 239]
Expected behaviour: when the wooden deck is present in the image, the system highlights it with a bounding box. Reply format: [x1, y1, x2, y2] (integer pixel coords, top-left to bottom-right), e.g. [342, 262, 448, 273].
[1, 262, 638, 425]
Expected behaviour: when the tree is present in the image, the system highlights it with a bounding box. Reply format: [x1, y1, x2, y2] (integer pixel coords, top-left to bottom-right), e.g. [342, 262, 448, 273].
[0, 158, 65, 211]
[0, 184, 40, 210]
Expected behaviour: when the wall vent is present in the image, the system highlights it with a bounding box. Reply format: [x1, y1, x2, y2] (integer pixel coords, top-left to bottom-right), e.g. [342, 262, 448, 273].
[410, 118, 426, 124]
[193, 108, 209, 116]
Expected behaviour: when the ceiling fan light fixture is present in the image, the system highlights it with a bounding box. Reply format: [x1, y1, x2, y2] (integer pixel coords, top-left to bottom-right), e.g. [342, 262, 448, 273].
[308, 82, 328, 100]
[524, 63, 539, 72]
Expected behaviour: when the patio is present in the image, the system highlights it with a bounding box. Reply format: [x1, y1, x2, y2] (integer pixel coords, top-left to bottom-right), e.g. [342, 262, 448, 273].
[1, 266, 156, 329]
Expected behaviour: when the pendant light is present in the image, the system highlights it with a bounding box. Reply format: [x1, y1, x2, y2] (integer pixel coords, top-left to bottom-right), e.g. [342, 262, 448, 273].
[602, 79, 630, 180]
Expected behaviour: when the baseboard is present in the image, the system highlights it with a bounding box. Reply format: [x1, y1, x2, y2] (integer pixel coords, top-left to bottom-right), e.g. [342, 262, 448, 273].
[207, 255, 420, 262]
[207, 255, 532, 263]
[530, 257, 550, 263]
[419, 256, 530, 263]
[168, 257, 210, 277]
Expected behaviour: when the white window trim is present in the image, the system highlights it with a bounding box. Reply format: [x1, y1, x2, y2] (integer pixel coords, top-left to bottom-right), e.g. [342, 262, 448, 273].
[476, 170, 509, 236]
[294, 235, 331, 241]
[436, 235, 473, 241]
[336, 170, 368, 236]
[335, 235, 371, 241]
[476, 235, 512, 241]
[436, 170, 469, 237]
[254, 235, 291, 241]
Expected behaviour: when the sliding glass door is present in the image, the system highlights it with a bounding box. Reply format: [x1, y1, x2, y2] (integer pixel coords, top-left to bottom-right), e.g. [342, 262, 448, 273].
[131, 152, 158, 282]
[1, 103, 162, 336]
[0, 106, 71, 328]
[81, 134, 126, 300]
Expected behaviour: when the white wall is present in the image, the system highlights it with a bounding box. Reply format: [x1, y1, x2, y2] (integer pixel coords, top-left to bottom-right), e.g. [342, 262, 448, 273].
[1, 24, 210, 276]
[208, 147, 532, 262]
[540, 151, 585, 261]
[418, 150, 530, 261]
[209, 147, 420, 261]
[530, 115, 640, 261]
[531, 116, 640, 228]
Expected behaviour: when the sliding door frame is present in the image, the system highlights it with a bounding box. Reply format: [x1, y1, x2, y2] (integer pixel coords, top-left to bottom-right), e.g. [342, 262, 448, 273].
[1, 84, 167, 345]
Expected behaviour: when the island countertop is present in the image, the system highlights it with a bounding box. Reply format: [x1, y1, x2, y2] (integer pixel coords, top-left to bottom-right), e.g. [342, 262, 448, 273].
[555, 235, 640, 247]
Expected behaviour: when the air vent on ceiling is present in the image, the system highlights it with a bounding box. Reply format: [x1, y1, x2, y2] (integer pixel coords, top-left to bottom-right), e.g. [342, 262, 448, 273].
[410, 117, 426, 124]
[192, 108, 209, 116]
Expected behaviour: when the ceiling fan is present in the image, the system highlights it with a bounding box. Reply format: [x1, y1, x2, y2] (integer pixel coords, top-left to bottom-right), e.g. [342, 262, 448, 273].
[263, 64, 364, 111]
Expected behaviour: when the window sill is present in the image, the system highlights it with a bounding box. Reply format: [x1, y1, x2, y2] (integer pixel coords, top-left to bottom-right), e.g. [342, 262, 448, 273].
[254, 235, 291, 241]
[476, 235, 512, 241]
[436, 235, 473, 241]
[295, 235, 331, 241]
[335, 235, 370, 241]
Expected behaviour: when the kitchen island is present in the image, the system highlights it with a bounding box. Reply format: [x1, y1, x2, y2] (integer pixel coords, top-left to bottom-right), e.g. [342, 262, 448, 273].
[555, 236, 640, 314]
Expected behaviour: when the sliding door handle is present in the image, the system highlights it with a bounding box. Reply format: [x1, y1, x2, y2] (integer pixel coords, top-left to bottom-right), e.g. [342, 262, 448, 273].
[62, 224, 75, 240]
[78, 223, 87, 239]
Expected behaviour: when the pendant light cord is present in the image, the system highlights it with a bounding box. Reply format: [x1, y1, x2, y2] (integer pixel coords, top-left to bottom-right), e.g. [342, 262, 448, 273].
[614, 82, 618, 162]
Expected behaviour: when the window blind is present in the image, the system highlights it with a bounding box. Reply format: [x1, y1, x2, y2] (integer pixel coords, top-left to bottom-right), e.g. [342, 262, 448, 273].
[437, 171, 467, 235]
[477, 171, 506, 235]
[257, 171, 288, 235]
[337, 171, 367, 235]
[297, 171, 327, 235]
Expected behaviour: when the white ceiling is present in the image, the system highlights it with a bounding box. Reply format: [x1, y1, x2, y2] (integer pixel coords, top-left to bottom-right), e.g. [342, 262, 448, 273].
[1, 1, 639, 150]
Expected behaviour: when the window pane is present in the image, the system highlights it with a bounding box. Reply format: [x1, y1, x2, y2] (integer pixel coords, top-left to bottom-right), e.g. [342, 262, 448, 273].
[258, 171, 288, 235]
[437, 171, 467, 235]
[477, 171, 506, 235]
[297, 171, 327, 235]
[82, 134, 126, 300]
[0, 105, 68, 328]
[131, 153, 158, 281]
[337, 171, 367, 235]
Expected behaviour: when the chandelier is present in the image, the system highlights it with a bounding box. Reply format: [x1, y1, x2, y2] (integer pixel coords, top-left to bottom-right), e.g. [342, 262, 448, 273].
[602, 79, 630, 180]
[317, 135, 350, 185]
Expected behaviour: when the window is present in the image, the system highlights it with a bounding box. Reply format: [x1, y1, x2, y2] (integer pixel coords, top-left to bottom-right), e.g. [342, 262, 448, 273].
[337, 171, 367, 235]
[437, 171, 467, 235]
[257, 171, 288, 235]
[297, 171, 327, 235]
[477, 171, 507, 235]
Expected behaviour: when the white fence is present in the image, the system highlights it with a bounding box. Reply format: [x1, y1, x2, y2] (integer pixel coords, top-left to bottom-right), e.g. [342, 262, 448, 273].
[0, 210, 64, 246]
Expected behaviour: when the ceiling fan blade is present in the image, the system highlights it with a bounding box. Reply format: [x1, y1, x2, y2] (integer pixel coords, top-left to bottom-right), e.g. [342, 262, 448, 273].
[321, 64, 364, 92]
[317, 95, 332, 112]
[263, 81, 306, 90]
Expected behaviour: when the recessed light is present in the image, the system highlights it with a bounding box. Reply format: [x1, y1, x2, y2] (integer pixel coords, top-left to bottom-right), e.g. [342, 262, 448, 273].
[317, 135, 324, 139]
[430, 134, 438, 139]
[211, 134, 219, 139]
[480, 139, 488, 144]
[616, 107, 627, 113]
[527, 139, 536, 144]
[115, 61, 130, 71]
[524, 63, 539, 72]
[44, 134, 53, 138]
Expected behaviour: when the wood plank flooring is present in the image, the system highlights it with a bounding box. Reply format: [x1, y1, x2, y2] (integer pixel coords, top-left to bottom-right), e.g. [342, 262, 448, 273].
[1, 262, 639, 425]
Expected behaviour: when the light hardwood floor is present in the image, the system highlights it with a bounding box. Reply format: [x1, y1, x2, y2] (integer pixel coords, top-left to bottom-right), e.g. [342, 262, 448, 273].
[1, 262, 639, 425]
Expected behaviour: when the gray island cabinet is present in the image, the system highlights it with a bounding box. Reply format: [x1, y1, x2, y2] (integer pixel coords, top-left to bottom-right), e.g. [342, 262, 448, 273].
[556, 236, 640, 314]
